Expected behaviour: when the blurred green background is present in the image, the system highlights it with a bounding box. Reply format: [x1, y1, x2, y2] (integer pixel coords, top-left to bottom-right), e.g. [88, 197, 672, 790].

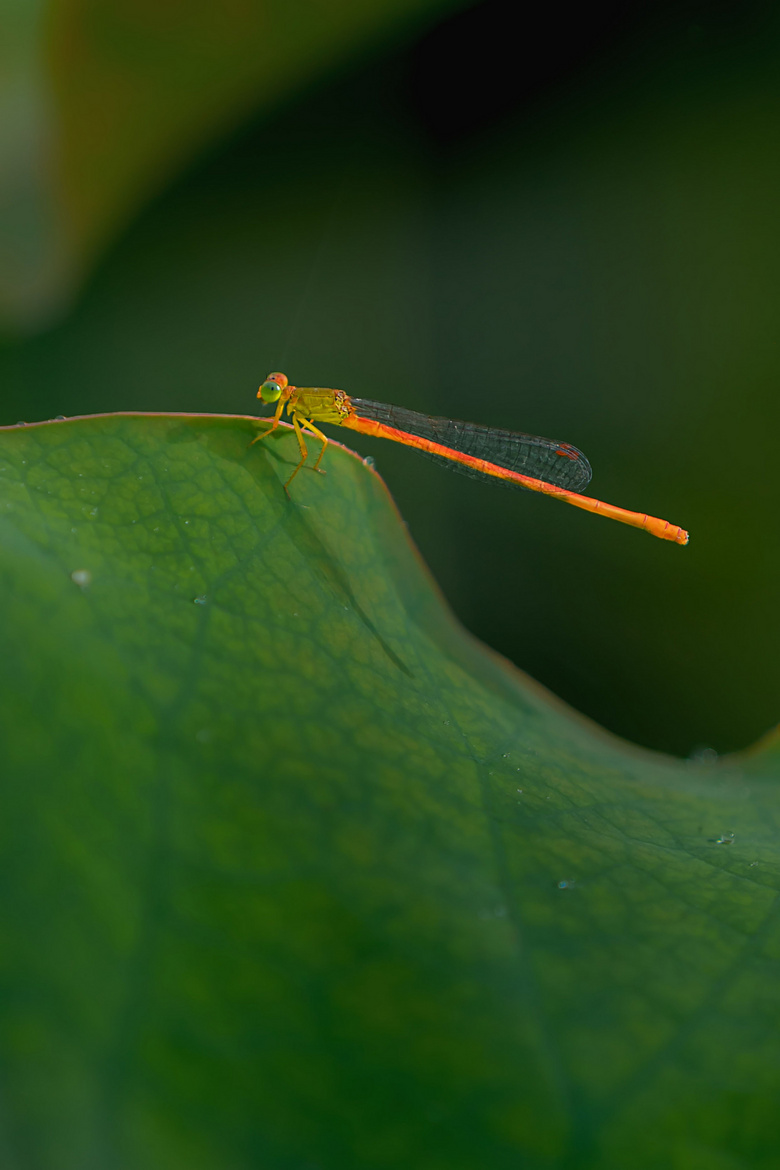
[2, 0, 779, 757]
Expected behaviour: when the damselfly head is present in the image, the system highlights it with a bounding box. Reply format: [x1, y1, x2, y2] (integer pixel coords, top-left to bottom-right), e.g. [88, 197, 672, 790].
[258, 372, 288, 402]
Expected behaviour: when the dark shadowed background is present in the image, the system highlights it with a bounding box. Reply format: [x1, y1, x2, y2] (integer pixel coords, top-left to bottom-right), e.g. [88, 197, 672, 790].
[2, 0, 778, 756]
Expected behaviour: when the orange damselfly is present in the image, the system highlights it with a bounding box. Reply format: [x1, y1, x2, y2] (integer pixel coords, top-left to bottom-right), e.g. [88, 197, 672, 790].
[252, 372, 689, 545]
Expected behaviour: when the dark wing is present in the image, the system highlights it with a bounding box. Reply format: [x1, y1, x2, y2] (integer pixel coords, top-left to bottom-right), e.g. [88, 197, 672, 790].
[349, 399, 592, 491]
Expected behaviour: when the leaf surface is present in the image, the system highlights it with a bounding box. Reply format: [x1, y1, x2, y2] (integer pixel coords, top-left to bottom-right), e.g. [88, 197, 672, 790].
[0, 414, 778, 1169]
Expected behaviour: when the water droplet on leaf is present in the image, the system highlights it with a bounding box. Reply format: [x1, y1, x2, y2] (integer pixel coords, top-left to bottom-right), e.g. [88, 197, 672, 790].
[690, 745, 718, 764]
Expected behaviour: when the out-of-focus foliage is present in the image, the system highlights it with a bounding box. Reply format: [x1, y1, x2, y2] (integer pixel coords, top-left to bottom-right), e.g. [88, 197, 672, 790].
[0, 0, 463, 330]
[1, 412, 779, 1169]
[1, 3, 779, 754]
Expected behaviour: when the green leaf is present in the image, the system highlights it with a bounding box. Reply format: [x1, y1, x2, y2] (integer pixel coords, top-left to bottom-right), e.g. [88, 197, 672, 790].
[0, 0, 462, 331]
[0, 413, 778, 1169]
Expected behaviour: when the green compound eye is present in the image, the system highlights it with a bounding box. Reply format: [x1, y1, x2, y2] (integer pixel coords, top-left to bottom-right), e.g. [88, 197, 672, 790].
[258, 378, 284, 403]
[257, 372, 289, 402]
